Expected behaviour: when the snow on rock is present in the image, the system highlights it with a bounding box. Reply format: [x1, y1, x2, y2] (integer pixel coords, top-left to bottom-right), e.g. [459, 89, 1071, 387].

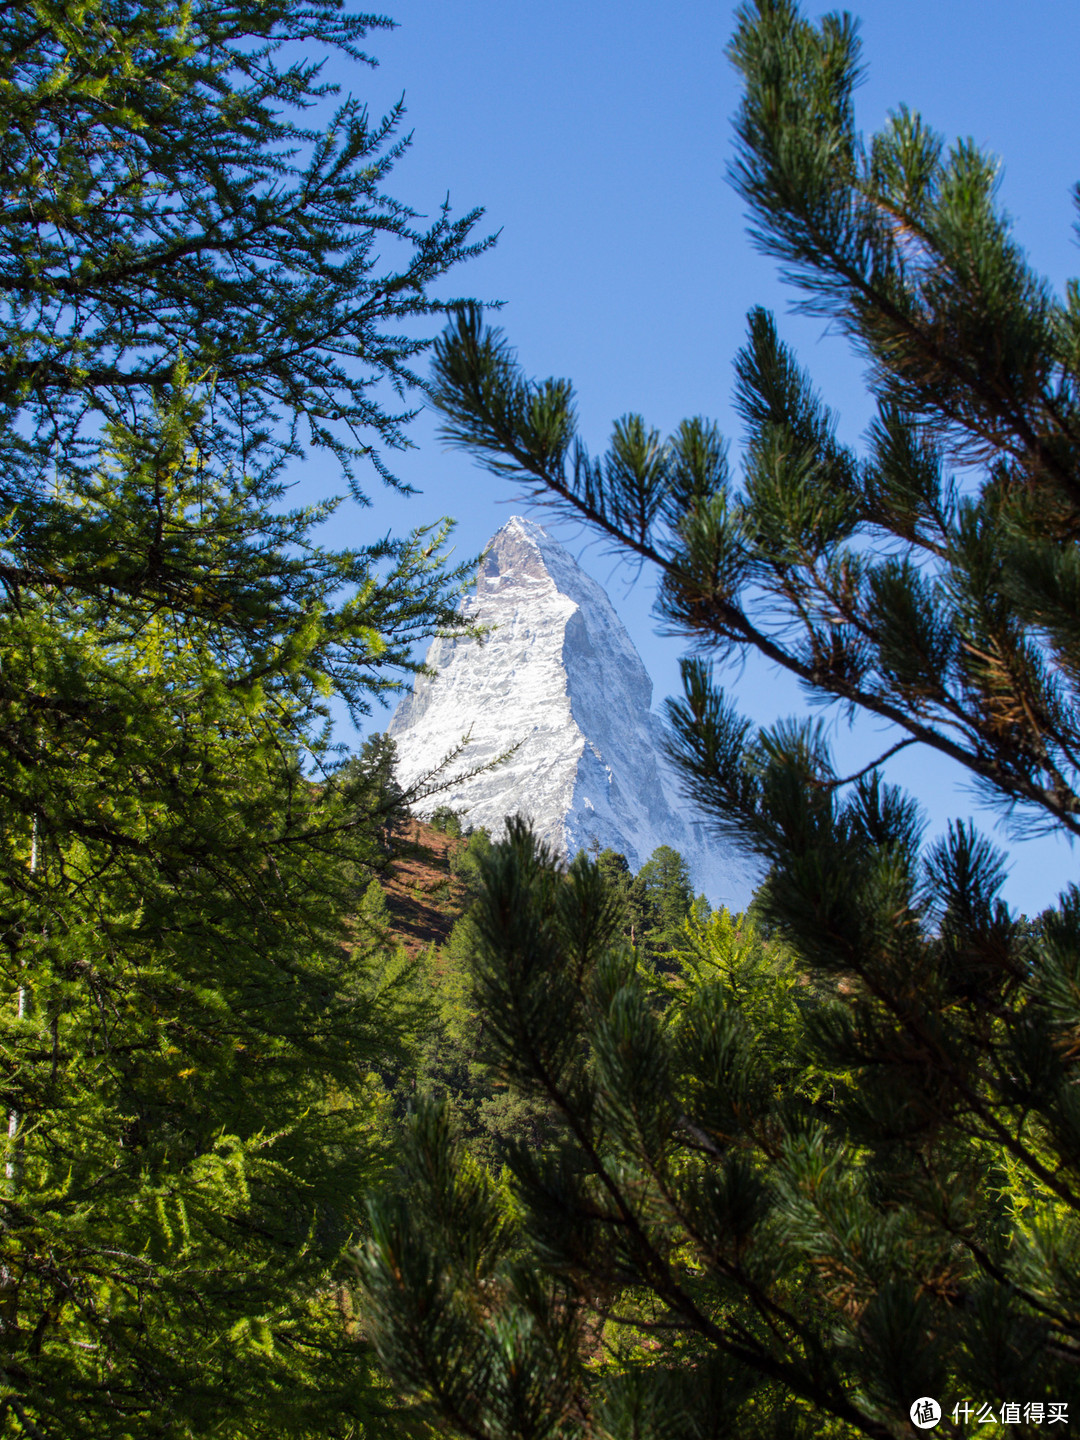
[387, 516, 753, 909]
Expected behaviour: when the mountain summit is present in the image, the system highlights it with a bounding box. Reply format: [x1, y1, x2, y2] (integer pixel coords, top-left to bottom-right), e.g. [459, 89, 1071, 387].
[387, 516, 750, 907]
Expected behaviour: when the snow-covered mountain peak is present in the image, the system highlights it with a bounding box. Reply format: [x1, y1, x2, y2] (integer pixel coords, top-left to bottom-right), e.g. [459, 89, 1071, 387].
[387, 516, 750, 908]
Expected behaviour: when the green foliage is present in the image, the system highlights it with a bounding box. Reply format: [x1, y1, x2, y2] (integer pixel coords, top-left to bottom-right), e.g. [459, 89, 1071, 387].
[364, 824, 1080, 1438]
[0, 1, 489, 1432]
[363, 1, 1080, 1433]
[631, 844, 695, 963]
[363, 827, 874, 1438]
[341, 734, 410, 859]
[596, 846, 633, 897]
[429, 806, 465, 838]
[360, 876, 394, 929]
[449, 825, 494, 885]
[0, 392, 457, 1435]
[364, 1098, 581, 1440]
[594, 845, 698, 964]
[407, 899, 554, 1176]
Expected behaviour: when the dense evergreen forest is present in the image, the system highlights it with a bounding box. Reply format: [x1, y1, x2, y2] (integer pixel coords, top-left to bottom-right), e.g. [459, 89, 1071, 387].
[2, 1, 1079, 1437]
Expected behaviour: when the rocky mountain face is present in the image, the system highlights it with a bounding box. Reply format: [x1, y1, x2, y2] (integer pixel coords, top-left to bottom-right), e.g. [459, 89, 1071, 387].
[387, 517, 751, 909]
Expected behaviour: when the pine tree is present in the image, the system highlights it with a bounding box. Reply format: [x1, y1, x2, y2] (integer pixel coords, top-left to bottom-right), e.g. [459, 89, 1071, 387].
[0, 2, 487, 1432]
[342, 734, 410, 857]
[429, 807, 466, 838]
[595, 846, 696, 961]
[360, 1, 1080, 1434]
[630, 845, 695, 963]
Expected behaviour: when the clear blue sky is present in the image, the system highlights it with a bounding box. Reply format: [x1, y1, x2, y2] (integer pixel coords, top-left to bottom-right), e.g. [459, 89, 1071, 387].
[299, 1, 1080, 914]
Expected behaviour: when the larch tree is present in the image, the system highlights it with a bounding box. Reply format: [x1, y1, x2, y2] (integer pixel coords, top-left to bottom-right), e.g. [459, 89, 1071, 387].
[360, 2, 1080, 1436]
[0, 1, 488, 1434]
